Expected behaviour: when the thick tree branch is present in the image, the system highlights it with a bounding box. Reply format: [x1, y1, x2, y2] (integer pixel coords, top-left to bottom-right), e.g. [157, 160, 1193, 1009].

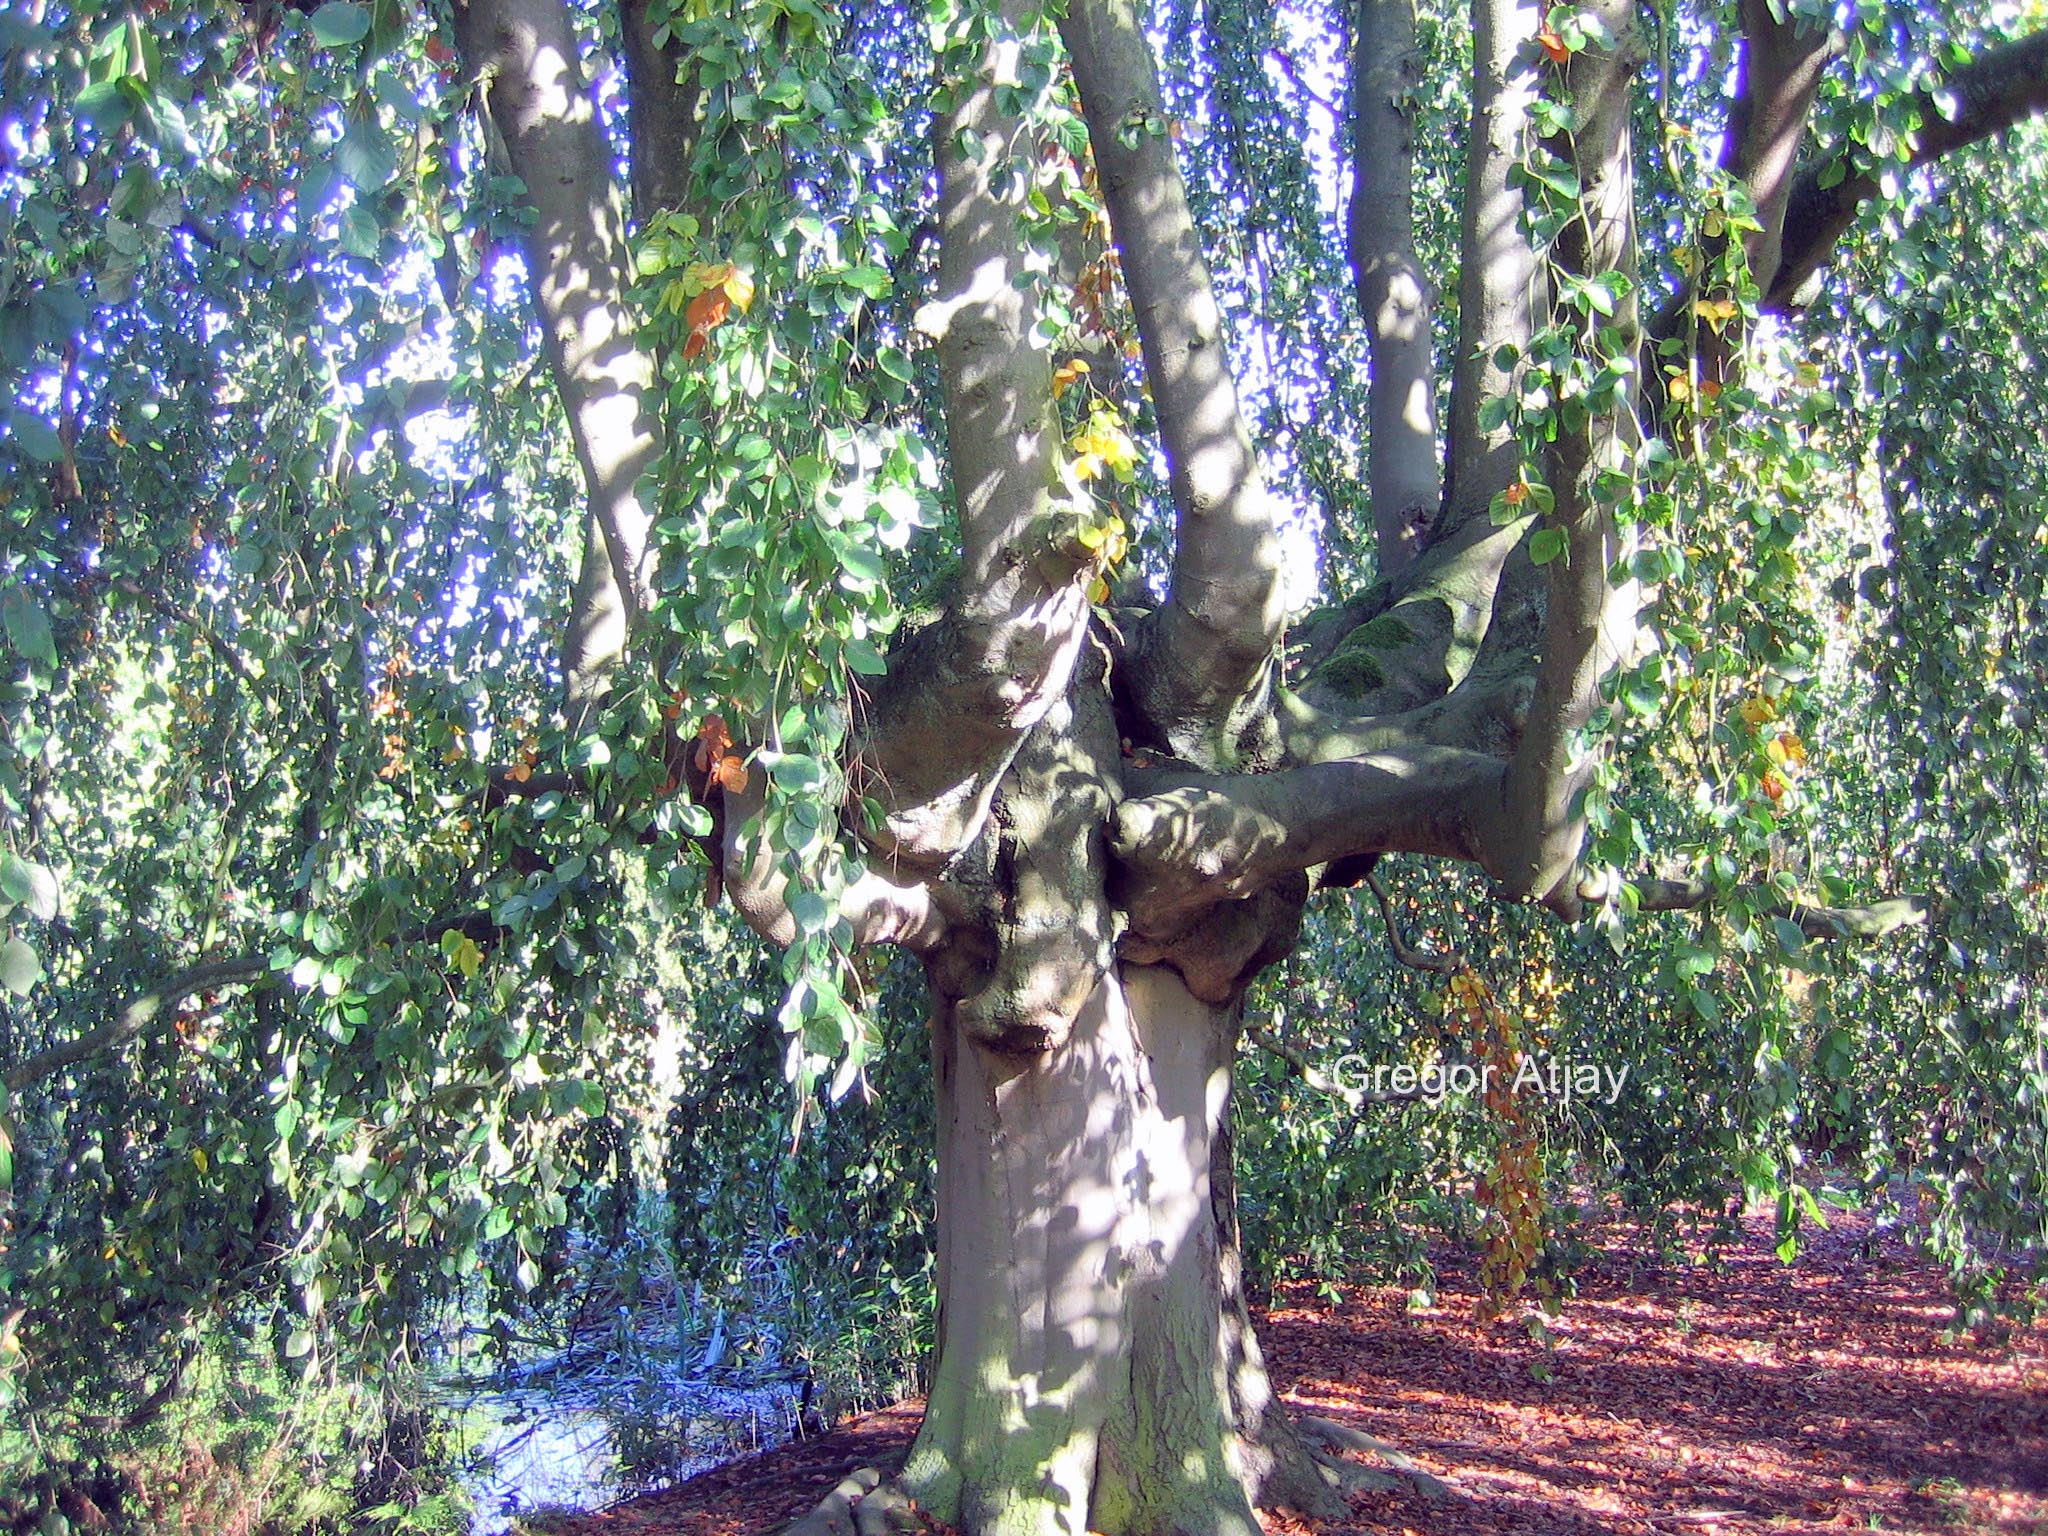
[1109, 747, 1504, 937]
[857, 12, 1095, 867]
[1722, 0, 1837, 297]
[112, 578, 252, 681]
[4, 956, 274, 1093]
[1441, 0, 1541, 532]
[1347, 0, 1442, 575]
[616, 0, 702, 224]
[455, 0, 661, 663]
[1061, 0, 1289, 757]
[1643, 1, 1834, 396]
[1770, 27, 2048, 312]
[1479, 3, 1645, 904]
[714, 778, 947, 954]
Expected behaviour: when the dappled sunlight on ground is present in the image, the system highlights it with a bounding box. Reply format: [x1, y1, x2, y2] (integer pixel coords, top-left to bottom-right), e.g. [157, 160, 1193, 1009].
[535, 1211, 2046, 1536]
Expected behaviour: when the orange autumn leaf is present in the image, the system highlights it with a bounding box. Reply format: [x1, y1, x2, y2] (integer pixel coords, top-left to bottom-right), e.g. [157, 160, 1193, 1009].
[685, 287, 731, 334]
[713, 753, 749, 793]
[1538, 26, 1568, 62]
[683, 329, 708, 362]
[1504, 480, 1529, 506]
[694, 714, 733, 773]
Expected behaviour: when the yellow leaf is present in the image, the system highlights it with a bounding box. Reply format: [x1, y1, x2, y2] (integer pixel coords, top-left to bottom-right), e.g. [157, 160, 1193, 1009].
[1069, 407, 1138, 483]
[1053, 358, 1091, 398]
[721, 267, 756, 313]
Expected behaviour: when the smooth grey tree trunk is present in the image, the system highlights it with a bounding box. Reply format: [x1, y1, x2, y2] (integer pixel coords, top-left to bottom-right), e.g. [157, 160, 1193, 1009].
[896, 964, 1336, 1536]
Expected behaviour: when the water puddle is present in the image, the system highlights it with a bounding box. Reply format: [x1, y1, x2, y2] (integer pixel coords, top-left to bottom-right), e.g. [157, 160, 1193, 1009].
[452, 1379, 803, 1533]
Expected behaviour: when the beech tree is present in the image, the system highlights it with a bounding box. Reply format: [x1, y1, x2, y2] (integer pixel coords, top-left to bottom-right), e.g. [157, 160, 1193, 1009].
[3, 0, 2045, 1531]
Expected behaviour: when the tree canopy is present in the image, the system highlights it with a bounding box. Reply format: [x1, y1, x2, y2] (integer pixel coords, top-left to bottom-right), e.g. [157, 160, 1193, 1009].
[2, 0, 2045, 1529]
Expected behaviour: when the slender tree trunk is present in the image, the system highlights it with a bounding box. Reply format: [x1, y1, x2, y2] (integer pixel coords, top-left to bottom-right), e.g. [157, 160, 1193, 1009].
[898, 963, 1336, 1535]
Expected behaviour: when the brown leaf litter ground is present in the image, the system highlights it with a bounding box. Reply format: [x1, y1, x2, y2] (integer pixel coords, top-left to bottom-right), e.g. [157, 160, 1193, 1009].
[533, 1210, 2047, 1536]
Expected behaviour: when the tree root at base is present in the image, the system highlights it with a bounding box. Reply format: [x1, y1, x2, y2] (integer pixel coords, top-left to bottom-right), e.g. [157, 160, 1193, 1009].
[782, 1468, 924, 1536]
[779, 1418, 1454, 1536]
[1297, 1415, 1454, 1504]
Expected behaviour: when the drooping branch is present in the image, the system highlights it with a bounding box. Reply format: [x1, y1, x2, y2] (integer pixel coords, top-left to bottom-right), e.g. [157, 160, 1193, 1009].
[1441, 0, 1542, 530]
[1347, 0, 1442, 576]
[1246, 1023, 1427, 1106]
[1769, 26, 2048, 312]
[1617, 876, 1931, 940]
[4, 956, 275, 1093]
[1365, 866, 1467, 974]
[1061, 0, 1289, 757]
[111, 578, 252, 682]
[454, 0, 661, 671]
[853, 10, 1095, 867]
[1479, 1, 1646, 905]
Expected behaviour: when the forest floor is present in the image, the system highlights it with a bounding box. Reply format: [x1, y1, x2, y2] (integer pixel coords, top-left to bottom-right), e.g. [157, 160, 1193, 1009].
[531, 1209, 2047, 1536]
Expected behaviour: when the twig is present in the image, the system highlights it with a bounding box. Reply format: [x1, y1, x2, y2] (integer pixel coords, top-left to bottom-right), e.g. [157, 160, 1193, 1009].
[1365, 868, 1467, 975]
[113, 578, 252, 681]
[1246, 1024, 1424, 1107]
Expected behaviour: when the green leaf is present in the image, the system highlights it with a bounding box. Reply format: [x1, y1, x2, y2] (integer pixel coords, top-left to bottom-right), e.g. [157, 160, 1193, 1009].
[2, 589, 57, 667]
[0, 937, 41, 996]
[75, 79, 131, 131]
[1528, 526, 1569, 565]
[337, 126, 396, 190]
[1771, 916, 1807, 956]
[837, 544, 886, 584]
[338, 203, 381, 260]
[788, 889, 830, 933]
[0, 854, 59, 921]
[843, 635, 887, 675]
[309, 2, 371, 46]
[9, 414, 63, 465]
